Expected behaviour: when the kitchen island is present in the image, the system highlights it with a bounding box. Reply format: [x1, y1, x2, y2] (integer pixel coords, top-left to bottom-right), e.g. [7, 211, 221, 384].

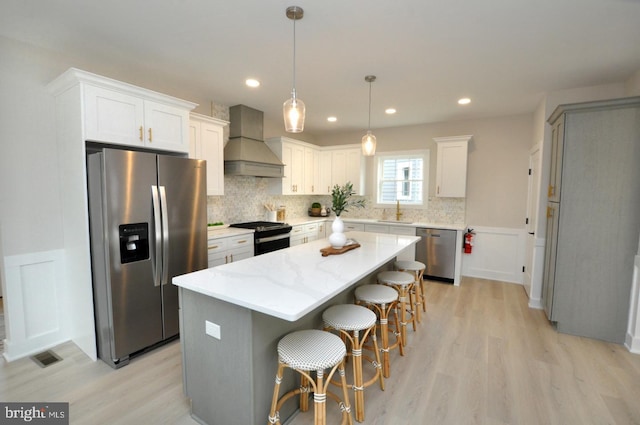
[173, 231, 419, 425]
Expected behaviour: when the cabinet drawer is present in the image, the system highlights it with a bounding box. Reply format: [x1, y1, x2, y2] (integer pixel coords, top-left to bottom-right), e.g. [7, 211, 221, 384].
[207, 237, 229, 254]
[228, 234, 253, 249]
[365, 224, 389, 234]
[388, 225, 416, 236]
[343, 222, 365, 232]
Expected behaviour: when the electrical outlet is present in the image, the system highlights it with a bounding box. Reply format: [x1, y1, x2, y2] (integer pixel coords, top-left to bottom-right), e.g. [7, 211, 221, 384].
[205, 320, 221, 340]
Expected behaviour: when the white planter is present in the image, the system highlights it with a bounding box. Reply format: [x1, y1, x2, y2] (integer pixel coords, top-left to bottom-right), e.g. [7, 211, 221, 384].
[329, 216, 347, 248]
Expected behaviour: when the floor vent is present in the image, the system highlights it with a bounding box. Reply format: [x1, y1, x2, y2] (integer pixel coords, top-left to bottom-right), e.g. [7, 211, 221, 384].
[31, 350, 62, 368]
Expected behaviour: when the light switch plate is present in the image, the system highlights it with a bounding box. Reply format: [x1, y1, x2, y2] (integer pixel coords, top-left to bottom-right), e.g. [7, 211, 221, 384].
[205, 320, 221, 340]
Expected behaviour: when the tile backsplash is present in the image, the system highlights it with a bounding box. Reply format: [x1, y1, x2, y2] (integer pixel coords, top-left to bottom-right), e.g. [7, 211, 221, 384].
[207, 175, 466, 225]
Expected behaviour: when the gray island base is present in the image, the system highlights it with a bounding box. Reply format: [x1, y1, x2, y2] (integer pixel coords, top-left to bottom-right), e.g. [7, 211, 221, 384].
[174, 231, 419, 425]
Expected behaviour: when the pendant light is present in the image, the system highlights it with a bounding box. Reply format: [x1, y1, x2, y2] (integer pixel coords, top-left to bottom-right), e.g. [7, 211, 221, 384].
[283, 6, 305, 133]
[362, 75, 377, 156]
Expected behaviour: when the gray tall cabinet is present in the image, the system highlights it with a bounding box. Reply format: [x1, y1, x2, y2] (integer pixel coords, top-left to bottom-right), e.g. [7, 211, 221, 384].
[543, 97, 640, 343]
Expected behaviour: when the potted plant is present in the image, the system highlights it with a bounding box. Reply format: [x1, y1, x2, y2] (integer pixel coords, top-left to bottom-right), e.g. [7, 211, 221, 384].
[310, 202, 321, 216]
[329, 182, 366, 248]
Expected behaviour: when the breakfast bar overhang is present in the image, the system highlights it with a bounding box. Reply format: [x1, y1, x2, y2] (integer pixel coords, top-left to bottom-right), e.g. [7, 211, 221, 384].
[173, 231, 419, 425]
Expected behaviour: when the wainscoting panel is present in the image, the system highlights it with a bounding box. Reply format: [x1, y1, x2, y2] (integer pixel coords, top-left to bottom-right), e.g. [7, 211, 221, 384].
[461, 226, 527, 284]
[2, 249, 69, 362]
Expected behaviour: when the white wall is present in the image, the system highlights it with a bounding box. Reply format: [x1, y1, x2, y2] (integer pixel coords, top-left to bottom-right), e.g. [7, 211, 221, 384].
[315, 115, 533, 230]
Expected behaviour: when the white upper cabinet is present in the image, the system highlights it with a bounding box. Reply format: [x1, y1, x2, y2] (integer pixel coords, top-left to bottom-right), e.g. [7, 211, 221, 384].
[189, 113, 229, 196]
[265, 139, 364, 196]
[434, 135, 471, 197]
[266, 137, 317, 195]
[49, 68, 196, 153]
[318, 150, 333, 195]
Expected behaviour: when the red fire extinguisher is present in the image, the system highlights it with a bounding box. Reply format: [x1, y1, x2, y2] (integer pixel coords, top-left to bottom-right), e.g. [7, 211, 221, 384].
[464, 229, 475, 254]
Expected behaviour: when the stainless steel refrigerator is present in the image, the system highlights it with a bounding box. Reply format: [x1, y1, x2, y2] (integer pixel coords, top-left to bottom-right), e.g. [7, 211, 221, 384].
[87, 148, 207, 368]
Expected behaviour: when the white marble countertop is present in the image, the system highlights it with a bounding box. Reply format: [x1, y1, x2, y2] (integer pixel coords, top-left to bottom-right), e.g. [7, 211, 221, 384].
[173, 231, 419, 321]
[207, 226, 254, 239]
[286, 216, 466, 231]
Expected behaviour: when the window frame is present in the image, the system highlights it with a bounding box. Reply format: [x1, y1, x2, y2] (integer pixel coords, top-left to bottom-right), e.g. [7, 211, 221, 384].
[374, 149, 430, 208]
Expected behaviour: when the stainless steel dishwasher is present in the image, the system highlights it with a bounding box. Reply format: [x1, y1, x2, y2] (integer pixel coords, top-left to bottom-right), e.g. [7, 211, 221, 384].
[415, 228, 457, 283]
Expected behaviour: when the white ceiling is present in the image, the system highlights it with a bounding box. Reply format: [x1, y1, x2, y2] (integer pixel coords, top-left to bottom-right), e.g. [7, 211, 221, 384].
[2, 0, 640, 137]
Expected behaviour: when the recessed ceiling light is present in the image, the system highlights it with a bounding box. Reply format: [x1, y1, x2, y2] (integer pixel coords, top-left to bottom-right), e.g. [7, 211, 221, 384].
[245, 78, 260, 88]
[458, 98, 471, 105]
[385, 108, 397, 114]
[327, 116, 337, 122]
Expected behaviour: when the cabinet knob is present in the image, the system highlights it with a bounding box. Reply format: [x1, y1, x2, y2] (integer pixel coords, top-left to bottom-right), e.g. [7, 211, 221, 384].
[139, 126, 143, 141]
[148, 128, 153, 142]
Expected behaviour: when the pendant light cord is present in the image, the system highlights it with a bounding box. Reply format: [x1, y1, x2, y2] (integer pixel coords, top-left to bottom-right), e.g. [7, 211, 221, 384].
[291, 8, 297, 100]
[367, 80, 372, 131]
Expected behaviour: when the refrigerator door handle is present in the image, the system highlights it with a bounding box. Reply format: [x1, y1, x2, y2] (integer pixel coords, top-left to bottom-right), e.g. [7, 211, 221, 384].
[159, 185, 170, 286]
[151, 185, 162, 287]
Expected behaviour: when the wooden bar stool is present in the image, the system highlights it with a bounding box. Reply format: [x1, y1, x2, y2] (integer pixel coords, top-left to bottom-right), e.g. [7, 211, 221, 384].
[354, 284, 403, 379]
[268, 330, 353, 425]
[377, 271, 416, 347]
[394, 260, 426, 322]
[323, 304, 384, 422]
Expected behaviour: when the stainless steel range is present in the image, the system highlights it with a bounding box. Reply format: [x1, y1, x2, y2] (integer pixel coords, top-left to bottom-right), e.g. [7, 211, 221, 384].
[229, 221, 292, 255]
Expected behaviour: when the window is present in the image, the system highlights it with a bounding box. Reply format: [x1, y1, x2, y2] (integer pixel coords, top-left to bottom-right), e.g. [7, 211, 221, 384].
[375, 150, 429, 206]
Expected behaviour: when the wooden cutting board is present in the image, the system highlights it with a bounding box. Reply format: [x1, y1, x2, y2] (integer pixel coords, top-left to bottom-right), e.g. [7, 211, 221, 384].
[320, 243, 361, 257]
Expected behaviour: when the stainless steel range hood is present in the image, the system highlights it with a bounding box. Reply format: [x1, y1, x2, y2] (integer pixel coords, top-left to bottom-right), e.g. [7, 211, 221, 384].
[224, 105, 284, 177]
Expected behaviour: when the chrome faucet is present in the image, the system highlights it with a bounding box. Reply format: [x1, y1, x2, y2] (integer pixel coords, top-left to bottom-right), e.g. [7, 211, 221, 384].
[396, 200, 403, 221]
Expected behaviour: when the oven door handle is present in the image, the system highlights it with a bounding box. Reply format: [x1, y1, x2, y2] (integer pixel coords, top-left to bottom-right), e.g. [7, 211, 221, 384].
[256, 233, 291, 244]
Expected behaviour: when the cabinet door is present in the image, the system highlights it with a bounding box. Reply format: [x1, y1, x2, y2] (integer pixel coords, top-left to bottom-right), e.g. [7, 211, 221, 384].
[304, 147, 319, 194]
[344, 149, 363, 194]
[542, 203, 559, 320]
[143, 100, 189, 153]
[84, 85, 145, 146]
[318, 151, 333, 194]
[200, 121, 225, 195]
[548, 118, 564, 203]
[436, 140, 468, 197]
[290, 144, 305, 194]
[281, 143, 305, 195]
[188, 121, 201, 159]
[331, 150, 347, 187]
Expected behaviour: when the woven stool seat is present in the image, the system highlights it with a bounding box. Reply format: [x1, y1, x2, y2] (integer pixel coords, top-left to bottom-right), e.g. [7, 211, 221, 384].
[394, 260, 426, 271]
[323, 304, 377, 331]
[278, 330, 346, 371]
[377, 270, 414, 285]
[355, 284, 398, 305]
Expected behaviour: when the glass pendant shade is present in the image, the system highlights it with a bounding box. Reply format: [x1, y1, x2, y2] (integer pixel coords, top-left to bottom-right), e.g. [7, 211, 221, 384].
[283, 95, 305, 133]
[361, 75, 377, 156]
[362, 131, 377, 156]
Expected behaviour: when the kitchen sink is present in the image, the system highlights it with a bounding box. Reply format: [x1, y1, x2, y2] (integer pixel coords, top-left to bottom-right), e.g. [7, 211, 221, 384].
[377, 220, 414, 224]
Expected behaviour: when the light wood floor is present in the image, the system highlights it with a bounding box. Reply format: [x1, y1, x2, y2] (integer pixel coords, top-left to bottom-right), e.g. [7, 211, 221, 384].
[2, 278, 640, 424]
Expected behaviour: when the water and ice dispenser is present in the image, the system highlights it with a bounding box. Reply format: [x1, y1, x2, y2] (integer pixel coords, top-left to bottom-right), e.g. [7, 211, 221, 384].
[119, 223, 149, 264]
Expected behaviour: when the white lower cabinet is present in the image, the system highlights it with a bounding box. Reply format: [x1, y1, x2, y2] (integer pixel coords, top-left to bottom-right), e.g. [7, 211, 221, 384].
[363, 223, 416, 261]
[291, 223, 321, 246]
[343, 222, 365, 232]
[208, 233, 254, 267]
